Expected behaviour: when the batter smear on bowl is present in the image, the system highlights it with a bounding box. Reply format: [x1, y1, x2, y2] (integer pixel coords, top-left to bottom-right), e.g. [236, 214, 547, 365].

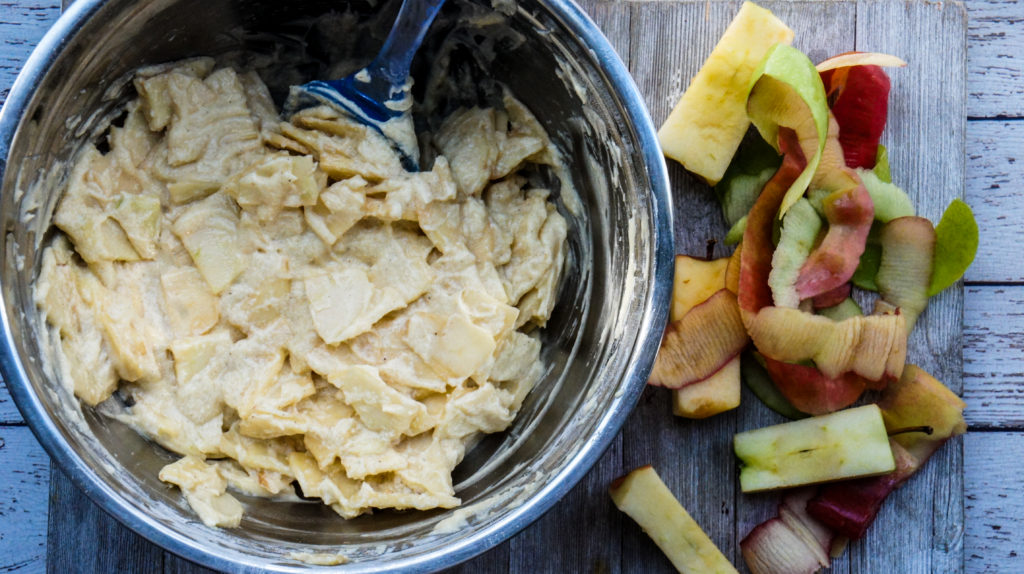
[34, 57, 568, 527]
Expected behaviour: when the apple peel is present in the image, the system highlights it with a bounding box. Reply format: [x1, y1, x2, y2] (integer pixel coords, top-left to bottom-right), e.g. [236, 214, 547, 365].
[877, 216, 936, 333]
[794, 183, 874, 301]
[650, 289, 749, 389]
[747, 44, 830, 218]
[673, 354, 741, 419]
[877, 364, 967, 462]
[806, 440, 920, 540]
[821, 63, 893, 169]
[742, 489, 838, 574]
[929, 198, 979, 296]
[763, 356, 867, 416]
[739, 128, 807, 317]
[815, 51, 907, 73]
[746, 307, 905, 381]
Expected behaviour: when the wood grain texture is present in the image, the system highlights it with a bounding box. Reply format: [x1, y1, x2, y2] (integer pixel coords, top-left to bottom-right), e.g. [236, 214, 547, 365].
[0, 426, 49, 573]
[854, 6, 967, 573]
[965, 432, 1024, 573]
[965, 0, 1024, 118]
[965, 119, 1024, 283]
[0, 0, 1018, 572]
[47, 468, 165, 573]
[0, 0, 59, 104]
[964, 285, 1024, 428]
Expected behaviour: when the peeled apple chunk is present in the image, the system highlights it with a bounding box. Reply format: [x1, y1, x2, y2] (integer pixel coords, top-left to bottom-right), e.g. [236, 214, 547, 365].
[734, 404, 896, 493]
[650, 289, 749, 388]
[658, 1, 794, 184]
[747, 43, 830, 218]
[610, 466, 739, 573]
[671, 255, 730, 322]
[673, 354, 742, 419]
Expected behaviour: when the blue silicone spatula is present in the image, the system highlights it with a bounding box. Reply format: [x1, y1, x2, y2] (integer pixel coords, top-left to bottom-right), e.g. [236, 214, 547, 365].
[285, 0, 447, 169]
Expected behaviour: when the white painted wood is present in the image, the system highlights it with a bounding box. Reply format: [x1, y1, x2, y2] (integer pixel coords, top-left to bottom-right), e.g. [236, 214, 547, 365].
[964, 285, 1024, 428]
[965, 432, 1024, 573]
[965, 0, 1024, 118]
[965, 120, 1024, 283]
[0, 1, 60, 104]
[0, 426, 49, 573]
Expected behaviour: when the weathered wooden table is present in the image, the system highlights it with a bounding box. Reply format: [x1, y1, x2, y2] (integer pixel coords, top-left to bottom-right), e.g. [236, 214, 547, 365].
[1, 0, 1021, 572]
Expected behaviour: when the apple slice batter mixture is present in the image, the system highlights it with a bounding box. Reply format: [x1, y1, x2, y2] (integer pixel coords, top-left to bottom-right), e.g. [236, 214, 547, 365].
[34, 57, 568, 527]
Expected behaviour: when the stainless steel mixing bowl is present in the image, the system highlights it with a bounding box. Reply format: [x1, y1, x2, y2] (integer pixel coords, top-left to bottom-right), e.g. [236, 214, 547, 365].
[0, 0, 672, 570]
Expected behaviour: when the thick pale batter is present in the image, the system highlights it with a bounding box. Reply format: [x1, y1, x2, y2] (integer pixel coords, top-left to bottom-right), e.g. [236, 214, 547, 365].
[34, 58, 567, 527]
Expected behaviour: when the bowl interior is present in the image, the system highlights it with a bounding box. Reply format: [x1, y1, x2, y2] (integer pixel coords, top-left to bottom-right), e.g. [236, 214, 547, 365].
[0, 0, 670, 570]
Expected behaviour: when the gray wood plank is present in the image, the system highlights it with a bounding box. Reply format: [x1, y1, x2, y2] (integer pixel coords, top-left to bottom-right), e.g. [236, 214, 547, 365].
[0, 426, 49, 573]
[965, 0, 1024, 119]
[0, 0, 59, 104]
[965, 431, 1024, 574]
[622, 1, 743, 570]
[47, 467, 164, 574]
[964, 285, 1024, 428]
[965, 119, 1024, 283]
[163, 554, 217, 574]
[854, 2, 967, 573]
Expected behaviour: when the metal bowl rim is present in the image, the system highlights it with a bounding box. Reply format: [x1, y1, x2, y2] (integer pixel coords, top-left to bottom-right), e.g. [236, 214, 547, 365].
[0, 0, 674, 570]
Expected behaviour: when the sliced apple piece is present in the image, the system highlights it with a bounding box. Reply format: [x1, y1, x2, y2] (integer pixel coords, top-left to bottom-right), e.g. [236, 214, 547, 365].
[877, 216, 935, 333]
[671, 255, 729, 322]
[172, 191, 247, 294]
[734, 404, 896, 493]
[673, 354, 741, 419]
[650, 289, 749, 388]
[658, 1, 794, 184]
[610, 466, 739, 573]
